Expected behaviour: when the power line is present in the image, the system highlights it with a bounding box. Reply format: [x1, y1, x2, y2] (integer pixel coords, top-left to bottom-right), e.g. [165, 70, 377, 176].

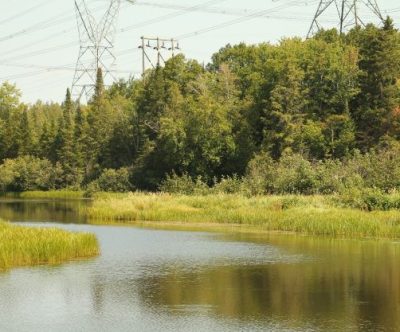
[2, 28, 75, 57]
[0, 0, 53, 26]
[0, 0, 303, 64]
[0, 42, 78, 64]
[0, 48, 141, 81]
[0, 2, 109, 43]
[2, 0, 397, 101]
[0, 0, 228, 64]
[0, 1, 306, 88]
[0, 1, 300, 83]
[119, 0, 229, 33]
[176, 0, 305, 40]
[132, 0, 316, 19]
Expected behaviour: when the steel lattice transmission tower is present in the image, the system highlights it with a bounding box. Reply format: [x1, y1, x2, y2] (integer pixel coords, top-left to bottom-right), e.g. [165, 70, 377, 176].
[72, 0, 122, 101]
[307, 0, 385, 38]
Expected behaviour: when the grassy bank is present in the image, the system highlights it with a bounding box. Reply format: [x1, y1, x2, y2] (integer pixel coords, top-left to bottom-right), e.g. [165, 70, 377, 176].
[0, 221, 99, 271]
[86, 193, 400, 239]
[1, 190, 85, 200]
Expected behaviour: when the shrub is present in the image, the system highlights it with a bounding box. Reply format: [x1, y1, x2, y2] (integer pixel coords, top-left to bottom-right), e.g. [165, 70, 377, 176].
[0, 156, 62, 192]
[242, 153, 276, 195]
[91, 168, 133, 193]
[159, 172, 209, 195]
[273, 154, 318, 195]
[212, 175, 243, 194]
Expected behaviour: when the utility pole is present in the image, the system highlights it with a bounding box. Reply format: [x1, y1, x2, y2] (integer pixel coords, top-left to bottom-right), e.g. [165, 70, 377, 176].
[138, 36, 180, 76]
[72, 0, 121, 102]
[307, 0, 385, 38]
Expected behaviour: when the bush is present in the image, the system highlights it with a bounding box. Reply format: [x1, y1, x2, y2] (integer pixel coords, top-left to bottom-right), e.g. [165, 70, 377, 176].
[159, 172, 208, 195]
[315, 159, 364, 194]
[241, 148, 400, 196]
[0, 156, 62, 192]
[337, 188, 400, 211]
[89, 168, 133, 193]
[242, 154, 276, 195]
[273, 154, 318, 195]
[212, 175, 243, 194]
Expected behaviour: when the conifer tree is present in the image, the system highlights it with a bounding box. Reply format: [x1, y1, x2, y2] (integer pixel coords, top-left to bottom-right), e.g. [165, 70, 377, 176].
[39, 121, 52, 159]
[16, 110, 31, 156]
[58, 89, 78, 186]
[349, 18, 400, 148]
[86, 67, 114, 180]
[74, 105, 90, 181]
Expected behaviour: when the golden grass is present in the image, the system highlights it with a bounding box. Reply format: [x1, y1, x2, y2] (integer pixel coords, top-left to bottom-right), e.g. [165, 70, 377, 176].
[86, 193, 400, 239]
[0, 221, 99, 271]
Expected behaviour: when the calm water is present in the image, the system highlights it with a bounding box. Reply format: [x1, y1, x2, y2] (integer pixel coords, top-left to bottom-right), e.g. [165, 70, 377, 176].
[0, 199, 399, 332]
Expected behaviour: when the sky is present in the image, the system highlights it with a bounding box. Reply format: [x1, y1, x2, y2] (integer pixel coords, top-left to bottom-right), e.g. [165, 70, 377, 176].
[0, 0, 399, 104]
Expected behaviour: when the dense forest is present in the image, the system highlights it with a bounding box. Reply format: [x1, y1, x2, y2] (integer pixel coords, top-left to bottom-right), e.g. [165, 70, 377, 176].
[0, 18, 399, 195]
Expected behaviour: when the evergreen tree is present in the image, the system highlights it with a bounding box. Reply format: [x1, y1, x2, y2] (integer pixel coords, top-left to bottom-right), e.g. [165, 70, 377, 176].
[86, 68, 116, 180]
[74, 105, 90, 181]
[39, 121, 53, 159]
[349, 18, 400, 148]
[58, 89, 79, 186]
[16, 109, 31, 156]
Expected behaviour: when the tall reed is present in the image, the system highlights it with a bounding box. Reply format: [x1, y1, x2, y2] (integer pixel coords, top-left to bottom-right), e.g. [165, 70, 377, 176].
[0, 221, 99, 270]
[86, 193, 400, 239]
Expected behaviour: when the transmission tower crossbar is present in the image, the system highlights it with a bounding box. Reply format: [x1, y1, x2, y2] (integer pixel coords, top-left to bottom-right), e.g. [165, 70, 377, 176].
[138, 36, 180, 76]
[307, 0, 385, 38]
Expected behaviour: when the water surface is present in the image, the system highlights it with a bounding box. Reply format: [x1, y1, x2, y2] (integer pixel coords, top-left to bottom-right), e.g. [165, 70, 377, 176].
[0, 199, 399, 331]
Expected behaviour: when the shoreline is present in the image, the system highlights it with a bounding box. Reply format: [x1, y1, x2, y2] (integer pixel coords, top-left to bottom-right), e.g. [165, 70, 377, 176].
[88, 218, 400, 242]
[4, 191, 400, 240]
[85, 192, 400, 240]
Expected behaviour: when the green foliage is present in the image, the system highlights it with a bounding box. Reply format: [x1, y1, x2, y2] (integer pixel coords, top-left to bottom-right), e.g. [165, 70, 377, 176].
[273, 154, 318, 195]
[91, 168, 133, 193]
[242, 153, 276, 195]
[348, 19, 400, 148]
[212, 175, 243, 194]
[58, 89, 81, 187]
[335, 188, 400, 211]
[0, 156, 63, 192]
[159, 172, 208, 195]
[0, 22, 399, 193]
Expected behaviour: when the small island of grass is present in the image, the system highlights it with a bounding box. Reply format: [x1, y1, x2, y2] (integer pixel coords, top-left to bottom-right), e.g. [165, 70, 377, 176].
[86, 193, 400, 239]
[0, 221, 99, 271]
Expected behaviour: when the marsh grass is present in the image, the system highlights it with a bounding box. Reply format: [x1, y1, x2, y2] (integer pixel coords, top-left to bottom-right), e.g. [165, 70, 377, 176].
[86, 193, 400, 239]
[0, 221, 99, 270]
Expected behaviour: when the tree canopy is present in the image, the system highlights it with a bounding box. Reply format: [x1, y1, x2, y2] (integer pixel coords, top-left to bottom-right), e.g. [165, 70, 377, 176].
[0, 22, 399, 192]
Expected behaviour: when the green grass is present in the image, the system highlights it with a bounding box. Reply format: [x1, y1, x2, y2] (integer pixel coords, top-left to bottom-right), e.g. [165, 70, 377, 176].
[14, 190, 85, 199]
[0, 221, 99, 271]
[85, 193, 400, 239]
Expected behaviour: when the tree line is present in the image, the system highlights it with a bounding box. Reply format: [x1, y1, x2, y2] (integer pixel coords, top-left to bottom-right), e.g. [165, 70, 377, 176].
[0, 18, 399, 194]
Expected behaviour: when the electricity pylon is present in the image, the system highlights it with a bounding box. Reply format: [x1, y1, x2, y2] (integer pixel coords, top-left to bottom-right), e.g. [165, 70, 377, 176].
[138, 36, 180, 76]
[307, 0, 385, 38]
[72, 0, 122, 102]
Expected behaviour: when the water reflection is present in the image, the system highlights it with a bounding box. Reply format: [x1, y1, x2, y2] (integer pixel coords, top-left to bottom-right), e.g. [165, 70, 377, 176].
[0, 198, 87, 223]
[134, 234, 400, 331]
[0, 201, 399, 331]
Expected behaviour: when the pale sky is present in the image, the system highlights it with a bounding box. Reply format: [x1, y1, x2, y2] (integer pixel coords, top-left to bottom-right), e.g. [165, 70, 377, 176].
[0, 0, 398, 104]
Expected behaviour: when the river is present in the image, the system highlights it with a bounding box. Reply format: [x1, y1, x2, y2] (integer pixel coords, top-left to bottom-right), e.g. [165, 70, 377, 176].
[0, 199, 399, 331]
